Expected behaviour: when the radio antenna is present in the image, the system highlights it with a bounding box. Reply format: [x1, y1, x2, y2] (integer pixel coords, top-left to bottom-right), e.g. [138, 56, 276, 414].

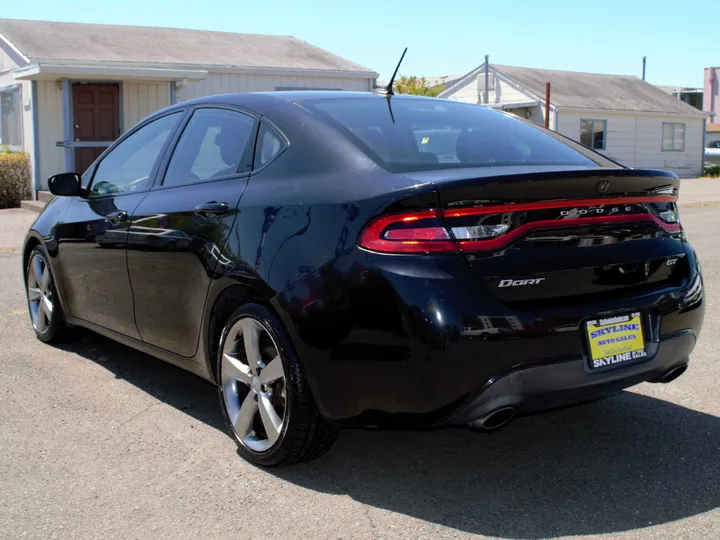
[385, 47, 407, 96]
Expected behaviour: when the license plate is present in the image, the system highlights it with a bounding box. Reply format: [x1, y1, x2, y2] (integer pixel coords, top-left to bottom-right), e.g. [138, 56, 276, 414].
[585, 312, 647, 371]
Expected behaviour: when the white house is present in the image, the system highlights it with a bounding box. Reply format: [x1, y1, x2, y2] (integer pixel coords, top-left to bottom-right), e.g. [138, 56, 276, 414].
[438, 63, 707, 177]
[0, 19, 378, 196]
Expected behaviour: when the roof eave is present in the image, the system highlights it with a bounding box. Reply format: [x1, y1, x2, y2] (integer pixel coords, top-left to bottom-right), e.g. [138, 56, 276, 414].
[12, 63, 209, 82]
[15, 58, 378, 80]
[438, 63, 558, 111]
[555, 105, 709, 118]
[0, 31, 30, 66]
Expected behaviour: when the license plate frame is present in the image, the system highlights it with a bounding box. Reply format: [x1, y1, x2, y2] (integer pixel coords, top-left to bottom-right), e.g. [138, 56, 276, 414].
[584, 311, 648, 372]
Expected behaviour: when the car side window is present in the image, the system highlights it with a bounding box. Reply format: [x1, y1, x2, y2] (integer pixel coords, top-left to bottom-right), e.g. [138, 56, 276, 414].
[89, 112, 181, 197]
[254, 124, 286, 169]
[163, 108, 255, 187]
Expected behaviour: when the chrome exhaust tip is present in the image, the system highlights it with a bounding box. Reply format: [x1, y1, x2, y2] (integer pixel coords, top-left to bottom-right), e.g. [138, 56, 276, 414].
[469, 406, 516, 431]
[651, 363, 688, 384]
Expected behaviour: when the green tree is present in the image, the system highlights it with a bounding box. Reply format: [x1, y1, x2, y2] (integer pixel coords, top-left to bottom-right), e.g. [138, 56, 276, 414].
[394, 76, 444, 97]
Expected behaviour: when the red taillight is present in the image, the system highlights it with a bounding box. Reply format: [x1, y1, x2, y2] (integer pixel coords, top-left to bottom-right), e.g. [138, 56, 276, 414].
[358, 210, 456, 253]
[358, 196, 681, 254]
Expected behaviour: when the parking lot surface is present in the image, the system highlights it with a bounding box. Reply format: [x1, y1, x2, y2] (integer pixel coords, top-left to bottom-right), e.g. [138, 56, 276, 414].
[0, 204, 718, 540]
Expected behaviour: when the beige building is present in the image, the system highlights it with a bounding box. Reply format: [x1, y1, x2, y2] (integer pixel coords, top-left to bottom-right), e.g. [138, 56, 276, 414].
[0, 19, 377, 195]
[437, 63, 706, 177]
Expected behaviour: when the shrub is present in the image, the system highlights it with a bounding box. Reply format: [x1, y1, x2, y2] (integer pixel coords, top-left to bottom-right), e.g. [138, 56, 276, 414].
[704, 164, 720, 178]
[0, 149, 31, 208]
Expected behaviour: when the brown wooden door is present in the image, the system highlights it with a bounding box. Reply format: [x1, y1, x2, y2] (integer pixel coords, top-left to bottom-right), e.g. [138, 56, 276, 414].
[72, 83, 120, 173]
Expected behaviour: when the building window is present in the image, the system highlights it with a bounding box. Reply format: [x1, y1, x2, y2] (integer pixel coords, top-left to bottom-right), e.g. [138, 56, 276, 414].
[0, 85, 23, 151]
[662, 122, 685, 151]
[580, 119, 606, 150]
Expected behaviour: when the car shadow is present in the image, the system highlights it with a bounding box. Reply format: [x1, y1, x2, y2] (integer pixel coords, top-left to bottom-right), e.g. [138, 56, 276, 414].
[55, 329, 225, 431]
[59, 331, 719, 539]
[274, 393, 719, 538]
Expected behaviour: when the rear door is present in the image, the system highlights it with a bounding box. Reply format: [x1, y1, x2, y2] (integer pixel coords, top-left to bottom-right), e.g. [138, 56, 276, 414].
[127, 106, 258, 356]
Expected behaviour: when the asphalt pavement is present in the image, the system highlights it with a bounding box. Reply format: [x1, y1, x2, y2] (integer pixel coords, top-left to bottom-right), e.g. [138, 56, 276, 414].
[0, 202, 718, 540]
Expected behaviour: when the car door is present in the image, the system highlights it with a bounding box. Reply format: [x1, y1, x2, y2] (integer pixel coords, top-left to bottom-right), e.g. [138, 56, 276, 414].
[55, 111, 184, 338]
[126, 106, 258, 356]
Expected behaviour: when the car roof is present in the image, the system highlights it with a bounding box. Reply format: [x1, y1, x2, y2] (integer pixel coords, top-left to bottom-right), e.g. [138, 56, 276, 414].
[168, 91, 441, 111]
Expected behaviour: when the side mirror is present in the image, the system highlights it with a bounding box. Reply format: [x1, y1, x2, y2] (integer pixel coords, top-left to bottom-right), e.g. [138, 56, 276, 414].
[48, 172, 82, 196]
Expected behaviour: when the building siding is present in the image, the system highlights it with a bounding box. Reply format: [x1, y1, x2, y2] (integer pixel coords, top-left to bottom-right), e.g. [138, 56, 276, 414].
[634, 116, 704, 177]
[34, 81, 64, 187]
[176, 72, 371, 102]
[122, 82, 171, 131]
[556, 111, 704, 176]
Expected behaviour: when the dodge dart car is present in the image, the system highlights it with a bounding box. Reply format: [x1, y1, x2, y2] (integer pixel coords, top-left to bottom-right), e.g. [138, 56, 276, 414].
[24, 92, 705, 466]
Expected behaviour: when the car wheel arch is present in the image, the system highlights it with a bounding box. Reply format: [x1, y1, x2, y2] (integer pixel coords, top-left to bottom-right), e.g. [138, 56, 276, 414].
[205, 282, 278, 382]
[22, 236, 41, 283]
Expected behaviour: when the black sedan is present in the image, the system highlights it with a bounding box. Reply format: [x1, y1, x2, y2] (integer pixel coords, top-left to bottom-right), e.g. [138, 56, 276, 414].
[24, 92, 704, 466]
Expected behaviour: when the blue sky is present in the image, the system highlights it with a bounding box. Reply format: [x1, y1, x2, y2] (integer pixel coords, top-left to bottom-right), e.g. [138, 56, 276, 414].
[2, 0, 712, 88]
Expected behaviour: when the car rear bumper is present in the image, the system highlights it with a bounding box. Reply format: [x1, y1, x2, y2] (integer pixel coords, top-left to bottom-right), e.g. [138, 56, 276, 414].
[273, 245, 705, 427]
[444, 330, 695, 425]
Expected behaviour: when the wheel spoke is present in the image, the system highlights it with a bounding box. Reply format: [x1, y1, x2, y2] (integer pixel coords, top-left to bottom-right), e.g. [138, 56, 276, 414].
[36, 305, 47, 332]
[28, 287, 42, 301]
[32, 257, 43, 286]
[223, 354, 252, 385]
[234, 392, 258, 437]
[41, 267, 51, 290]
[241, 319, 262, 373]
[41, 295, 53, 317]
[258, 393, 282, 444]
[259, 356, 284, 384]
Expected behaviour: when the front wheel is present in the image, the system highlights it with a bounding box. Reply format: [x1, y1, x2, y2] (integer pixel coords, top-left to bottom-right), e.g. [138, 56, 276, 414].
[217, 303, 337, 467]
[25, 246, 73, 343]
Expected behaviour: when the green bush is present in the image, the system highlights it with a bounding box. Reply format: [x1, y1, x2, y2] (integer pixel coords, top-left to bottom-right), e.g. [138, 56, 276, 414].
[0, 149, 31, 208]
[704, 164, 720, 178]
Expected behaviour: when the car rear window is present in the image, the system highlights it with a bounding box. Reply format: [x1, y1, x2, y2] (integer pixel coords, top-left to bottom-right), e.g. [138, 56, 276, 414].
[301, 97, 607, 173]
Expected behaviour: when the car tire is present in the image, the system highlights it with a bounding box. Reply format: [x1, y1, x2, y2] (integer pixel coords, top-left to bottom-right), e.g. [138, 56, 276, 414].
[217, 303, 337, 467]
[25, 245, 73, 343]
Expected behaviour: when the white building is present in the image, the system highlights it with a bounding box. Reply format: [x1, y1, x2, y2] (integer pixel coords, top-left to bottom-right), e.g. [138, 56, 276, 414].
[437, 63, 706, 177]
[0, 19, 377, 195]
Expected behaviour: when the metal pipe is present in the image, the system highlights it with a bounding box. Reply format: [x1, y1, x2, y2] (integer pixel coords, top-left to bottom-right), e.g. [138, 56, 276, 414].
[642, 56, 647, 80]
[545, 82, 551, 129]
[484, 55, 489, 105]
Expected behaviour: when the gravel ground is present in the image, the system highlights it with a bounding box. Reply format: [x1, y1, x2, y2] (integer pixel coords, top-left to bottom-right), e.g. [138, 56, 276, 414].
[0, 206, 718, 540]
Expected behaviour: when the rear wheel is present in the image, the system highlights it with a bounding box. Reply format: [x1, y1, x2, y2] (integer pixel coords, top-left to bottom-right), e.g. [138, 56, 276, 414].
[217, 303, 337, 466]
[26, 246, 72, 343]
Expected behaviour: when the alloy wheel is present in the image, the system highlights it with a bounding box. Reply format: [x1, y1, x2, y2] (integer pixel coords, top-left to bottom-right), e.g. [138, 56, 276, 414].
[221, 317, 287, 452]
[27, 254, 54, 334]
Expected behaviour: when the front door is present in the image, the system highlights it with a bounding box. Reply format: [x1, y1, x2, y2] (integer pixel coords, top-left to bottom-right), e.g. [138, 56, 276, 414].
[73, 83, 120, 173]
[127, 107, 257, 356]
[56, 111, 184, 338]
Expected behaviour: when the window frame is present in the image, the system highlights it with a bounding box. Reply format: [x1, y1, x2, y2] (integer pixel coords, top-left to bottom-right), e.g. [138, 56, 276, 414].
[85, 109, 188, 199]
[153, 104, 259, 191]
[662, 122, 686, 152]
[0, 84, 23, 152]
[252, 120, 289, 172]
[579, 118, 607, 151]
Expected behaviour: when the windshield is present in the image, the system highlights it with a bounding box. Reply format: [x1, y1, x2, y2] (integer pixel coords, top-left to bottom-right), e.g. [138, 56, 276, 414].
[301, 97, 610, 173]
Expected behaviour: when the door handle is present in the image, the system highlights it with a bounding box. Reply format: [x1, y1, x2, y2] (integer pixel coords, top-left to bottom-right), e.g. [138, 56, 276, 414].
[105, 210, 129, 224]
[194, 202, 229, 217]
